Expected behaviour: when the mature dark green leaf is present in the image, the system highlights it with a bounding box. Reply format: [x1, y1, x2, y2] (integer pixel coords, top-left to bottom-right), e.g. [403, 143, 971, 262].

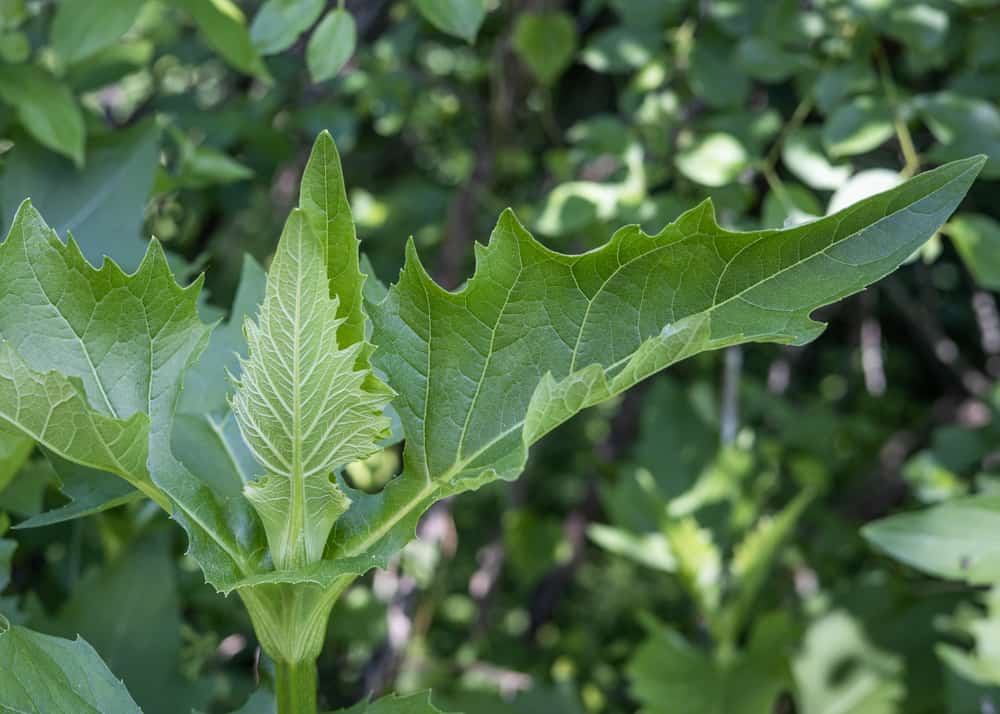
[0, 64, 84, 165]
[0, 615, 142, 713]
[307, 8, 357, 83]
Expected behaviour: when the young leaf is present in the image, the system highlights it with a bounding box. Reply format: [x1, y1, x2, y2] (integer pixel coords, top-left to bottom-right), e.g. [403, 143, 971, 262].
[307, 8, 357, 83]
[327, 155, 984, 571]
[0, 64, 85, 166]
[232, 210, 393, 570]
[0, 425, 31, 493]
[0, 615, 142, 713]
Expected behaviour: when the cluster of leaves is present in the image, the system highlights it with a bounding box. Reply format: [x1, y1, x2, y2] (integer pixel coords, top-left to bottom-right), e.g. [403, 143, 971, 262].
[3, 1, 1000, 714]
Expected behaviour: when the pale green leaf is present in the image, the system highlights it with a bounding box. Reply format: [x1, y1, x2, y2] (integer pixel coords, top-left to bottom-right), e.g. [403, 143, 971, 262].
[0, 64, 85, 166]
[307, 8, 357, 83]
[414, 0, 485, 42]
[587, 523, 676, 572]
[171, 0, 269, 79]
[863, 495, 1000, 584]
[326, 154, 983, 573]
[232, 209, 393, 569]
[51, 0, 143, 64]
[0, 615, 142, 714]
[251, 0, 324, 55]
[512, 11, 577, 86]
[917, 93, 1000, 179]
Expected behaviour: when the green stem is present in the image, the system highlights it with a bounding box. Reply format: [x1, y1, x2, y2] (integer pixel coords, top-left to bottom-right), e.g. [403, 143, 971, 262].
[875, 43, 920, 178]
[276, 658, 318, 714]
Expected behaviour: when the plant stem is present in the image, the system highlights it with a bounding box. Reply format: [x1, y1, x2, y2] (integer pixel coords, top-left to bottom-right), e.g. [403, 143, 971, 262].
[875, 43, 920, 178]
[275, 659, 318, 714]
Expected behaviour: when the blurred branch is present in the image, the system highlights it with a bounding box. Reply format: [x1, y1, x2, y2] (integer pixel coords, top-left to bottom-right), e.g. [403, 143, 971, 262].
[875, 43, 920, 178]
[720, 346, 742, 445]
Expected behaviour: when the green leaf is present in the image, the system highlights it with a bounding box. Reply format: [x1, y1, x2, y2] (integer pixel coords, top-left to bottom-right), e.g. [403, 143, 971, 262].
[15, 455, 140, 529]
[863, 495, 1000, 584]
[0, 119, 160, 271]
[337, 691, 453, 713]
[171, 0, 269, 79]
[676, 132, 749, 187]
[307, 8, 357, 83]
[328, 155, 983, 572]
[414, 0, 485, 43]
[587, 523, 676, 572]
[793, 611, 904, 714]
[251, 0, 325, 55]
[232, 208, 393, 570]
[0, 615, 142, 713]
[782, 128, 852, 191]
[628, 616, 793, 714]
[512, 11, 576, 86]
[0, 201, 258, 591]
[53, 533, 210, 714]
[822, 96, 895, 158]
[0, 64, 85, 166]
[51, 0, 143, 64]
[946, 214, 1000, 290]
[0, 425, 31, 493]
[688, 29, 749, 108]
[916, 92, 1000, 179]
[580, 25, 657, 74]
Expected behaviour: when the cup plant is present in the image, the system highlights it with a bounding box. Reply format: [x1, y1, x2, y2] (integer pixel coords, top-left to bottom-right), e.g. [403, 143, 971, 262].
[0, 131, 986, 713]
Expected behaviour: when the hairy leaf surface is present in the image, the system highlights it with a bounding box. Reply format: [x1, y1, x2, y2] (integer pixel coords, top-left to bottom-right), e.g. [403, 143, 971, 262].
[327, 155, 984, 570]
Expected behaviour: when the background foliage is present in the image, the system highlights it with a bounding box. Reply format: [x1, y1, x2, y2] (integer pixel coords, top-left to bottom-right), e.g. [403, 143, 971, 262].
[3, 0, 1000, 712]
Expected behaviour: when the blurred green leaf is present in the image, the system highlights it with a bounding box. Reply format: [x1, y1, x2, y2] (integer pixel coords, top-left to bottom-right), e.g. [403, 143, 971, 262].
[251, 0, 324, 55]
[0, 426, 31, 494]
[171, 0, 269, 79]
[782, 128, 852, 190]
[307, 8, 357, 83]
[822, 96, 894, 158]
[916, 93, 1000, 179]
[676, 132, 748, 187]
[0, 120, 159, 271]
[864, 495, 1000, 584]
[414, 0, 485, 43]
[0, 64, 84, 166]
[945, 213, 1000, 291]
[581, 25, 658, 74]
[512, 11, 576, 86]
[51, 0, 143, 64]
